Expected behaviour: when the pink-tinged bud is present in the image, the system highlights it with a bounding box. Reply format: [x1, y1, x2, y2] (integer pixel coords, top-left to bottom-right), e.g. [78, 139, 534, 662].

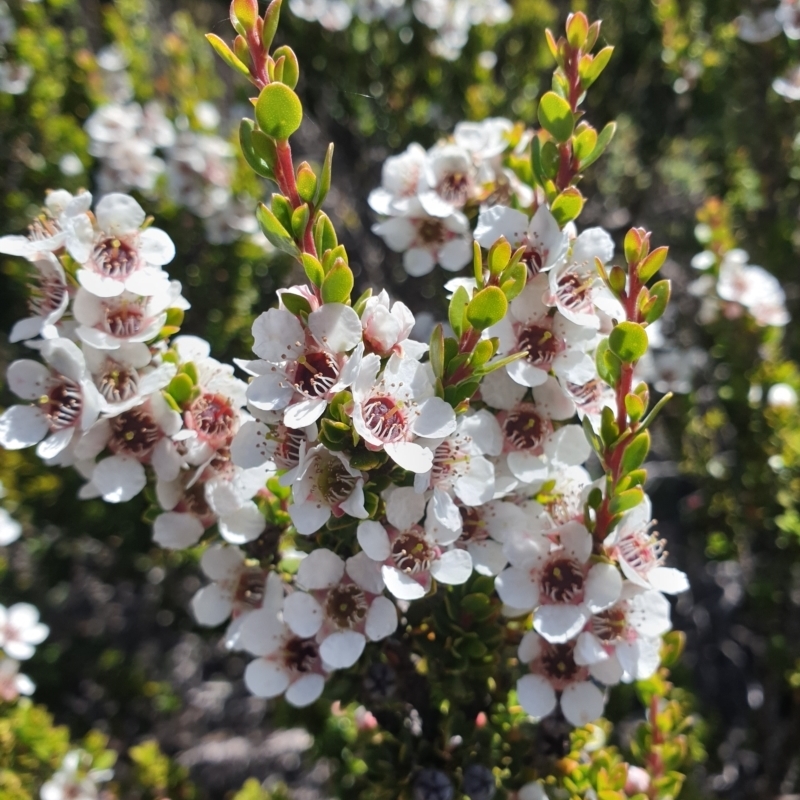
[354, 705, 379, 731]
[475, 711, 488, 728]
[624, 765, 651, 795]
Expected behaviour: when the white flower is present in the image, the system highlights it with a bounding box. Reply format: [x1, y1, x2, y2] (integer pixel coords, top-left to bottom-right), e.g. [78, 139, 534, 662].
[368, 143, 429, 217]
[497, 520, 622, 642]
[0, 658, 35, 701]
[0, 190, 91, 259]
[361, 290, 428, 359]
[288, 446, 368, 534]
[40, 749, 113, 800]
[516, 631, 606, 727]
[604, 497, 689, 594]
[474, 205, 568, 276]
[8, 253, 70, 343]
[0, 507, 21, 546]
[454, 117, 512, 161]
[68, 193, 175, 298]
[282, 548, 398, 669]
[768, 382, 798, 407]
[777, 0, 800, 38]
[73, 280, 188, 351]
[417, 143, 476, 216]
[563, 377, 616, 430]
[489, 274, 595, 390]
[372, 200, 472, 277]
[0, 602, 48, 660]
[574, 581, 672, 684]
[241, 573, 328, 707]
[544, 227, 618, 330]
[717, 258, 789, 326]
[246, 304, 363, 429]
[736, 9, 781, 41]
[0, 339, 102, 464]
[191, 544, 268, 649]
[352, 353, 457, 473]
[357, 486, 473, 600]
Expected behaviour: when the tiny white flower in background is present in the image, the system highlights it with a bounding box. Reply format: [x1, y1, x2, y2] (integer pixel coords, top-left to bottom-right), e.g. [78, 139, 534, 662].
[605, 496, 689, 594]
[417, 143, 476, 216]
[777, 0, 800, 38]
[8, 253, 70, 344]
[496, 520, 622, 642]
[768, 382, 798, 408]
[282, 548, 397, 669]
[352, 353, 457, 473]
[288, 446, 368, 535]
[361, 290, 428, 359]
[241, 573, 328, 707]
[489, 274, 595, 390]
[714, 250, 789, 326]
[0, 602, 49, 660]
[454, 117, 512, 163]
[68, 193, 175, 298]
[0, 338, 102, 465]
[0, 507, 21, 546]
[289, 0, 353, 29]
[0, 657, 35, 701]
[245, 303, 363, 429]
[368, 143, 429, 217]
[474, 205, 567, 276]
[372, 200, 473, 277]
[516, 631, 606, 727]
[357, 486, 473, 600]
[736, 9, 781, 41]
[40, 749, 113, 800]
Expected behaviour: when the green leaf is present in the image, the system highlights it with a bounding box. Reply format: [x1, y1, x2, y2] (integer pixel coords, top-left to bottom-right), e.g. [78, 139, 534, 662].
[205, 34, 251, 78]
[353, 288, 372, 316]
[255, 83, 303, 141]
[262, 0, 283, 52]
[449, 285, 470, 337]
[638, 245, 668, 282]
[596, 339, 621, 386]
[473, 240, 484, 288]
[302, 254, 324, 287]
[167, 373, 194, 405]
[446, 378, 481, 407]
[466, 286, 508, 331]
[624, 227, 645, 266]
[321, 261, 354, 304]
[580, 121, 616, 170]
[621, 431, 650, 473]
[430, 324, 445, 380]
[499, 261, 527, 301]
[488, 238, 512, 275]
[291, 203, 310, 239]
[609, 487, 644, 515]
[315, 143, 334, 207]
[551, 188, 585, 226]
[256, 203, 300, 256]
[537, 91, 574, 143]
[643, 279, 671, 324]
[580, 46, 614, 89]
[314, 212, 338, 255]
[281, 292, 311, 317]
[608, 321, 648, 363]
[541, 140, 560, 179]
[573, 126, 598, 161]
[296, 163, 317, 204]
[469, 338, 495, 368]
[272, 194, 293, 232]
[600, 405, 619, 447]
[624, 392, 645, 422]
[231, 0, 259, 32]
[566, 12, 589, 48]
[239, 119, 274, 179]
[273, 45, 299, 89]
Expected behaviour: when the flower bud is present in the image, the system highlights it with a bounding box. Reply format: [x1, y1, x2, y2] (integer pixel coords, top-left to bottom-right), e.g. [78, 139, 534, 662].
[625, 765, 651, 795]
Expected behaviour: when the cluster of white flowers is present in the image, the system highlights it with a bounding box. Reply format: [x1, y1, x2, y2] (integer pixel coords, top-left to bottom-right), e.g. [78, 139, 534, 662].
[0, 598, 47, 703]
[40, 749, 113, 800]
[689, 247, 790, 328]
[83, 46, 262, 245]
[370, 118, 532, 276]
[289, 0, 511, 59]
[737, 0, 800, 99]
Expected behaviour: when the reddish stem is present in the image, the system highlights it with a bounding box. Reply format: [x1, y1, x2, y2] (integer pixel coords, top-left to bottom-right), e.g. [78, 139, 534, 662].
[247, 30, 269, 89]
[555, 46, 584, 192]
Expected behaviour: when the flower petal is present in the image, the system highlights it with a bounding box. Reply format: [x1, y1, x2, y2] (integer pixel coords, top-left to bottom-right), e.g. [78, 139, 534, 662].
[560, 681, 605, 727]
[283, 590, 324, 638]
[0, 406, 49, 449]
[365, 596, 398, 641]
[244, 658, 290, 699]
[430, 548, 472, 585]
[285, 673, 325, 707]
[320, 630, 365, 669]
[533, 604, 588, 643]
[516, 673, 557, 720]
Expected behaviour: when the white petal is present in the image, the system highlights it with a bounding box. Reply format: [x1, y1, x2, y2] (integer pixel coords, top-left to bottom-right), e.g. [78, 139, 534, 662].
[495, 567, 538, 610]
[533, 604, 587, 643]
[584, 563, 623, 613]
[284, 397, 326, 429]
[516, 673, 557, 720]
[507, 358, 548, 388]
[92, 455, 146, 503]
[153, 512, 204, 549]
[574, 631, 608, 665]
[283, 590, 324, 638]
[559, 521, 592, 563]
[385, 485, 426, 530]
[251, 309, 305, 362]
[138, 227, 175, 266]
[191, 584, 234, 626]
[431, 488, 462, 531]
[240, 609, 285, 656]
[9, 317, 45, 344]
[438, 237, 472, 271]
[365, 596, 398, 641]
[560, 681, 606, 727]
[219, 502, 266, 544]
[95, 193, 145, 233]
[36, 427, 74, 461]
[345, 551, 385, 594]
[649, 567, 690, 594]
[244, 658, 290, 698]
[518, 630, 543, 663]
[589, 653, 624, 686]
[308, 304, 362, 353]
[507, 452, 548, 484]
[468, 541, 507, 576]
[247, 373, 294, 411]
[545, 425, 591, 466]
[77, 268, 124, 298]
[403, 247, 435, 277]
[7, 360, 50, 400]
[430, 549, 473, 585]
[296, 548, 346, 589]
[201, 544, 245, 580]
[385, 440, 434, 473]
[474, 206, 529, 248]
[0, 406, 49, 449]
[285, 673, 325, 707]
[357, 521, 391, 562]
[320, 630, 365, 669]
[231, 421, 276, 469]
[381, 565, 428, 600]
[414, 397, 457, 438]
[289, 499, 331, 535]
